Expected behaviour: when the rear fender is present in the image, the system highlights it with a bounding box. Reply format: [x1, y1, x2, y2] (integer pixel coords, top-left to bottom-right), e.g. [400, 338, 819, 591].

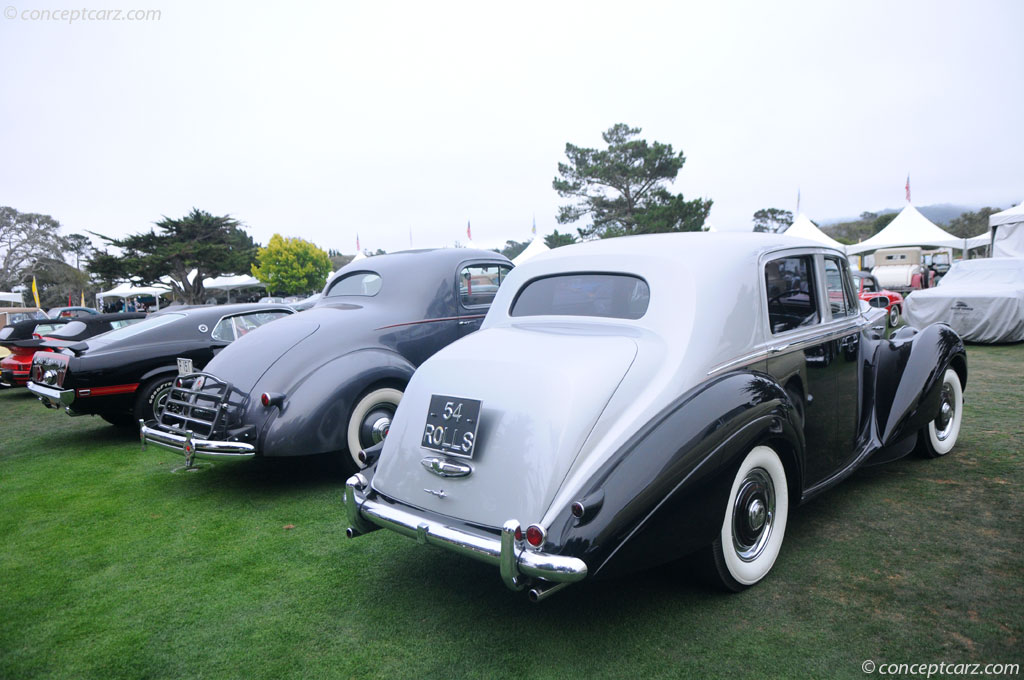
[542, 371, 803, 580]
[258, 348, 415, 457]
[867, 323, 966, 448]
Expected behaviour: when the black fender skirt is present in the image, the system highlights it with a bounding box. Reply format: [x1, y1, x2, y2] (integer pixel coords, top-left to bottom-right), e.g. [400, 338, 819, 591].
[542, 371, 804, 581]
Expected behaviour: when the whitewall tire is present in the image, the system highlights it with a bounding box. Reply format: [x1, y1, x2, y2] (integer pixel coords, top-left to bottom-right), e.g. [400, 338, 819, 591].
[346, 387, 403, 469]
[709, 445, 789, 591]
[920, 368, 962, 458]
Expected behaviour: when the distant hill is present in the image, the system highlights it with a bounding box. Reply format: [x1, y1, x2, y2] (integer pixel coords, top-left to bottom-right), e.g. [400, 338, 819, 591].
[820, 203, 983, 227]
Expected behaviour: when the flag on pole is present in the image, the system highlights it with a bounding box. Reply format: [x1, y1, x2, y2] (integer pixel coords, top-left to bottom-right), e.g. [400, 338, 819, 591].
[31, 276, 41, 307]
[466, 220, 472, 241]
[532, 215, 537, 236]
[81, 291, 85, 306]
[409, 227, 413, 247]
[356, 233, 361, 252]
[796, 189, 801, 216]
[68, 292, 72, 306]
[905, 174, 911, 203]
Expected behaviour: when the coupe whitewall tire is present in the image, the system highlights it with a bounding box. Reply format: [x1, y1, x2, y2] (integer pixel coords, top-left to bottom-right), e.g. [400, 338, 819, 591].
[711, 445, 789, 590]
[346, 387, 403, 469]
[922, 368, 962, 458]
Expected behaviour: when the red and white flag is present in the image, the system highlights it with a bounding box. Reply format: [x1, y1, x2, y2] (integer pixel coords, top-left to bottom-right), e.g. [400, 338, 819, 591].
[356, 233, 361, 252]
[905, 175, 911, 203]
[466, 220, 472, 241]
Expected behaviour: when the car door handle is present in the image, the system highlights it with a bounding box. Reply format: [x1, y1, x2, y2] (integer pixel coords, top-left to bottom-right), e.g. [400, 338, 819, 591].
[458, 320, 477, 326]
[768, 343, 793, 354]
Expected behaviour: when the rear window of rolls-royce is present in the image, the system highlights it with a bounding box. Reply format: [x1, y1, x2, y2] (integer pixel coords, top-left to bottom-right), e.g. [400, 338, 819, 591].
[510, 273, 650, 319]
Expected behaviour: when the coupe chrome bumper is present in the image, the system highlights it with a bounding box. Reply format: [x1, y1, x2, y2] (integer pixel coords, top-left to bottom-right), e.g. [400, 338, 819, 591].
[27, 381, 75, 408]
[139, 422, 256, 459]
[345, 475, 588, 598]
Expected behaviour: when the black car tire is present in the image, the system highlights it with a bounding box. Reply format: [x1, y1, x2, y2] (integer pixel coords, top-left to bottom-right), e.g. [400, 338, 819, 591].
[917, 368, 962, 458]
[134, 375, 176, 423]
[706, 445, 789, 592]
[345, 387, 403, 471]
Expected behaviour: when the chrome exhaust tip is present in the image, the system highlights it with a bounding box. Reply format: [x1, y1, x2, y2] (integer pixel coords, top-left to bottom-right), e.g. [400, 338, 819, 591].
[528, 581, 570, 603]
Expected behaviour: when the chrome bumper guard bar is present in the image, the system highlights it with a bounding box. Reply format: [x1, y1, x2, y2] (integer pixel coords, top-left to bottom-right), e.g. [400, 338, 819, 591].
[345, 475, 588, 596]
[139, 421, 256, 460]
[27, 380, 75, 408]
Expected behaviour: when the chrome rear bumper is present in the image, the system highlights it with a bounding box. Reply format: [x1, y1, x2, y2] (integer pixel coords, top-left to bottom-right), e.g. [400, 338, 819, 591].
[27, 381, 75, 408]
[345, 475, 587, 595]
[139, 422, 256, 459]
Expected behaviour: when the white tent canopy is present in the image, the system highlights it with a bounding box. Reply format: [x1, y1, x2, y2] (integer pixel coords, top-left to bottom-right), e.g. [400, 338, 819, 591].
[847, 204, 962, 255]
[204, 274, 265, 292]
[782, 213, 846, 251]
[0, 291, 23, 305]
[512, 238, 550, 265]
[990, 202, 1024, 258]
[96, 282, 172, 310]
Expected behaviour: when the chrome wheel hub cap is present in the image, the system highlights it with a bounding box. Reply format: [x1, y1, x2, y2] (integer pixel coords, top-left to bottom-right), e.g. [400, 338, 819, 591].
[935, 384, 955, 441]
[732, 468, 775, 562]
[370, 416, 391, 444]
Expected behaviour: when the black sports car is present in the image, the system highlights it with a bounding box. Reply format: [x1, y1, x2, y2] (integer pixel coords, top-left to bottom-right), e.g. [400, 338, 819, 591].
[140, 248, 512, 470]
[27, 304, 293, 426]
[1, 313, 145, 387]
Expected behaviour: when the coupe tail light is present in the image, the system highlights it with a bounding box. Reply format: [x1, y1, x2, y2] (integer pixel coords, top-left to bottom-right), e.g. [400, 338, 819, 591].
[525, 524, 545, 548]
[261, 392, 285, 408]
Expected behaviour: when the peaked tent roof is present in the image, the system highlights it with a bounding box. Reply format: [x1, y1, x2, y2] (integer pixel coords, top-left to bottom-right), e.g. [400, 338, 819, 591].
[703, 221, 718, 233]
[512, 237, 550, 265]
[989, 201, 1024, 228]
[782, 214, 846, 251]
[846, 204, 961, 255]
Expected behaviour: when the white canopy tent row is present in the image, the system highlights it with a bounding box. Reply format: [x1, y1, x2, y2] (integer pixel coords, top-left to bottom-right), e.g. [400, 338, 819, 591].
[846, 204, 989, 256]
[512, 237, 551, 265]
[0, 291, 23, 306]
[97, 273, 268, 310]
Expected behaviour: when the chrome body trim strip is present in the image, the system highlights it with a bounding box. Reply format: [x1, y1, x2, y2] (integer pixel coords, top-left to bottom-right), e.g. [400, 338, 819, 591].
[27, 380, 75, 407]
[139, 422, 256, 459]
[345, 476, 588, 587]
[707, 317, 869, 377]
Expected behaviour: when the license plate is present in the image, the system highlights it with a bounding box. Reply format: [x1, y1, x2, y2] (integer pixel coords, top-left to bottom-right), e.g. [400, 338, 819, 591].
[421, 394, 481, 458]
[177, 358, 194, 375]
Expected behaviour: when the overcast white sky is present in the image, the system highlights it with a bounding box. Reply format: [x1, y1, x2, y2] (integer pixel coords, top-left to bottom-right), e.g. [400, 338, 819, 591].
[1, 0, 1021, 254]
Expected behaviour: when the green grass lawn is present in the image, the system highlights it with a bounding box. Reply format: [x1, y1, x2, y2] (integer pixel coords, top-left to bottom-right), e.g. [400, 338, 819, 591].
[1, 344, 1022, 680]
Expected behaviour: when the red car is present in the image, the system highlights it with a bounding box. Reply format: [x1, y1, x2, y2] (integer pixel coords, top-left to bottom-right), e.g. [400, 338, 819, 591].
[0, 313, 144, 387]
[852, 270, 904, 327]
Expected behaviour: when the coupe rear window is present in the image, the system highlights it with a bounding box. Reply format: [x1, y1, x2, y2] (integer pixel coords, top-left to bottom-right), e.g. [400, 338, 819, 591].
[326, 272, 382, 297]
[96, 313, 183, 342]
[510, 274, 650, 319]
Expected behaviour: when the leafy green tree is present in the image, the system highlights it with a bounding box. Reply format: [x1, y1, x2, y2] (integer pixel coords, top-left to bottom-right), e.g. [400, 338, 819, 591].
[329, 253, 354, 271]
[251, 235, 333, 296]
[544, 230, 577, 248]
[22, 258, 94, 309]
[753, 208, 793, 233]
[89, 209, 257, 305]
[497, 240, 529, 260]
[553, 124, 711, 239]
[64, 234, 93, 270]
[0, 207, 67, 290]
[945, 207, 1002, 238]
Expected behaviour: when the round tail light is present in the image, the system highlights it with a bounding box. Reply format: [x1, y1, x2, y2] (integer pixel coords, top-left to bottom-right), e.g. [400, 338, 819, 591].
[261, 393, 271, 407]
[571, 501, 585, 519]
[525, 524, 545, 548]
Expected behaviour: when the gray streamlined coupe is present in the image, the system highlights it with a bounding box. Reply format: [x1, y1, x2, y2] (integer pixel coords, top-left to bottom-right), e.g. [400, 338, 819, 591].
[346, 233, 967, 601]
[141, 249, 512, 469]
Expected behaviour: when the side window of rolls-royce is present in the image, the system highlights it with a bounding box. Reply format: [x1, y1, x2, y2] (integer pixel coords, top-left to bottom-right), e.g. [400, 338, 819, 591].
[824, 257, 858, 319]
[460, 264, 512, 308]
[765, 255, 819, 334]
